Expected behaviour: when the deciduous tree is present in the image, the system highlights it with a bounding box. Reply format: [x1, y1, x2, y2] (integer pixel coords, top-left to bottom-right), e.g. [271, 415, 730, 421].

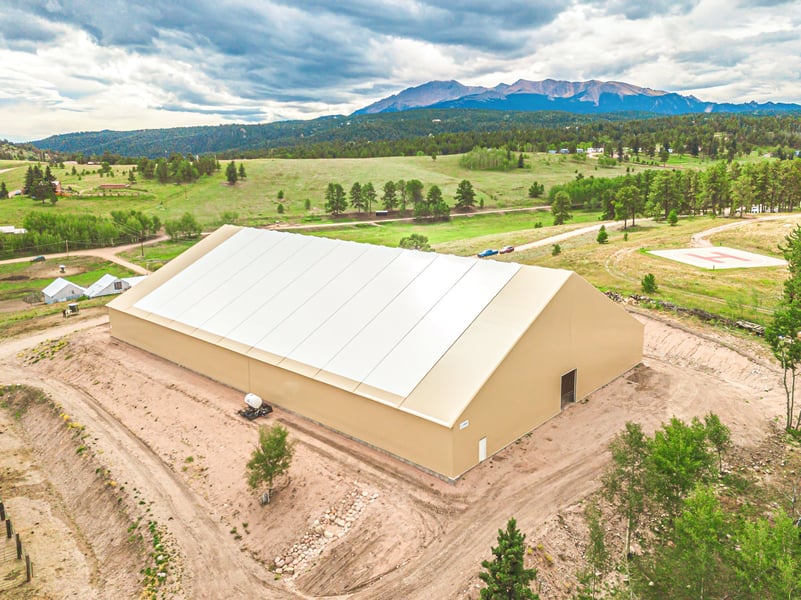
[603, 422, 648, 561]
[399, 234, 431, 251]
[246, 424, 294, 505]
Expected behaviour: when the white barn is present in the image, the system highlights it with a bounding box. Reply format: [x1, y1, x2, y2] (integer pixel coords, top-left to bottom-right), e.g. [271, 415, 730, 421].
[42, 278, 86, 304]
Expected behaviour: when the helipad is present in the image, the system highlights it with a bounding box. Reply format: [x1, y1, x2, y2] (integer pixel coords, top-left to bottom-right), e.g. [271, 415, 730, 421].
[648, 247, 787, 270]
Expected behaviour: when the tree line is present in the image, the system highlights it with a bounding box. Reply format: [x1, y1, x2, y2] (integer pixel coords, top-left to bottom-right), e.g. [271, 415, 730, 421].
[548, 158, 801, 227]
[135, 153, 220, 184]
[36, 111, 801, 163]
[323, 179, 478, 219]
[0, 211, 161, 258]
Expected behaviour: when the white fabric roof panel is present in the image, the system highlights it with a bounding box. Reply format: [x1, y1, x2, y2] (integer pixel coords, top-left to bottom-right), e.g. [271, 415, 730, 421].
[285, 249, 436, 369]
[175, 232, 311, 329]
[265, 244, 402, 358]
[321, 254, 476, 384]
[230, 240, 369, 348]
[130, 228, 537, 420]
[134, 227, 266, 315]
[359, 259, 521, 397]
[197, 233, 328, 338]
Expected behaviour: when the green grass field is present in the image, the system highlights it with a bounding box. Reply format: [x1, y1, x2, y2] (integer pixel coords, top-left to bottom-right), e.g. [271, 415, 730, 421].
[513, 215, 789, 323]
[0, 152, 701, 228]
[309, 209, 604, 250]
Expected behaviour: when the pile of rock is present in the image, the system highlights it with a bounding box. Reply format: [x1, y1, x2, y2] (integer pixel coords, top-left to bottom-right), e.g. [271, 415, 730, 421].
[273, 485, 379, 577]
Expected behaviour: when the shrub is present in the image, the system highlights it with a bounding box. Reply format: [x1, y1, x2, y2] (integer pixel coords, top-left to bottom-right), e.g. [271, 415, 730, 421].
[642, 273, 658, 294]
[668, 209, 678, 226]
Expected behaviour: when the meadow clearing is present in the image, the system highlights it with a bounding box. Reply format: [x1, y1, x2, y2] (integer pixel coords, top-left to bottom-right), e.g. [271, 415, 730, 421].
[0, 150, 700, 226]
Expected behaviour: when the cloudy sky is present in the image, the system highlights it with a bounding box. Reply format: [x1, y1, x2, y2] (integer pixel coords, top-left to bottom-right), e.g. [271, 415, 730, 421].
[1, 0, 799, 142]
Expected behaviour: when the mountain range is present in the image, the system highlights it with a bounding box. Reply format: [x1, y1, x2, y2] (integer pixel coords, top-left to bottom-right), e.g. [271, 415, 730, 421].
[353, 79, 800, 116]
[25, 79, 801, 158]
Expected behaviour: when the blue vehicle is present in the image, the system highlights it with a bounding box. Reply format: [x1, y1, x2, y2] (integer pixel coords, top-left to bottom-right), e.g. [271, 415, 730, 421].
[477, 249, 498, 258]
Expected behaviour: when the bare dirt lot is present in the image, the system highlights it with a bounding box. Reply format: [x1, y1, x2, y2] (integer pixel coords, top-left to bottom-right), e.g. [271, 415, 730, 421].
[0, 308, 786, 599]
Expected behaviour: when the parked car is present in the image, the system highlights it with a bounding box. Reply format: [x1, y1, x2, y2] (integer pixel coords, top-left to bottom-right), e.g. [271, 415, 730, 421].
[499, 246, 515, 254]
[30, 255, 45, 263]
[477, 249, 498, 258]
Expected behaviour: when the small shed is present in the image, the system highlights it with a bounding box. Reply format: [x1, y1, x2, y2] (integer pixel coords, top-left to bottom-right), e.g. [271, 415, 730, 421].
[85, 274, 147, 298]
[42, 278, 86, 304]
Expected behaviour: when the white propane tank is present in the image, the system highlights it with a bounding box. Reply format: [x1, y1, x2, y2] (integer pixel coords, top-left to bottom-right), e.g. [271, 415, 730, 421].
[244, 393, 263, 410]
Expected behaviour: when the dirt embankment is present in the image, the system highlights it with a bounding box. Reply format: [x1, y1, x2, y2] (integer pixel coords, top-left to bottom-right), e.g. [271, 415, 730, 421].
[1, 386, 146, 599]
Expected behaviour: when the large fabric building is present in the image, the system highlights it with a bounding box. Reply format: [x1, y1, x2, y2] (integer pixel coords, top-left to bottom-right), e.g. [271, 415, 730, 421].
[108, 226, 643, 480]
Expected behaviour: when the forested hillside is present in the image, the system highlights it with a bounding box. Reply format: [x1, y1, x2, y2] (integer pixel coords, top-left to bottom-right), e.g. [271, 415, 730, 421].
[31, 111, 801, 162]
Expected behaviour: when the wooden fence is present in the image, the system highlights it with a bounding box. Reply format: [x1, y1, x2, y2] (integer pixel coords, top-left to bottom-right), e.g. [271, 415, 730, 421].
[0, 498, 33, 591]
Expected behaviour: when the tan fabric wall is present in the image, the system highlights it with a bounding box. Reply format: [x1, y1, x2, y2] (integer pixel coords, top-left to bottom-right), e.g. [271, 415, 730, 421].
[108, 309, 250, 390]
[247, 360, 453, 477]
[449, 273, 643, 477]
[109, 308, 454, 477]
[108, 238, 642, 480]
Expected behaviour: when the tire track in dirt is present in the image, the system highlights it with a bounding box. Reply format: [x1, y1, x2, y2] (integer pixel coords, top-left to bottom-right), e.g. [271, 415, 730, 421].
[0, 361, 293, 599]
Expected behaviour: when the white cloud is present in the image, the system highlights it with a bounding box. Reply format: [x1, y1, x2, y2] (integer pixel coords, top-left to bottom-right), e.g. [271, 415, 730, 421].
[0, 0, 800, 141]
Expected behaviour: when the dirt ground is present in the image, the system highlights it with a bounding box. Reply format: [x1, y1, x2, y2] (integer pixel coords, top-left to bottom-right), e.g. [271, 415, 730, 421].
[0, 307, 786, 599]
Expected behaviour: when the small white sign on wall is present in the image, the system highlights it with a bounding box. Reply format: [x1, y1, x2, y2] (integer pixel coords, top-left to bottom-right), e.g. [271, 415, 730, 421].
[459, 419, 470, 430]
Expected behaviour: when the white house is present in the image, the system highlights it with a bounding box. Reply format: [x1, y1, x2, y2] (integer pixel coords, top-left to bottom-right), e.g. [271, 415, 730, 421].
[42, 278, 86, 304]
[84, 274, 147, 298]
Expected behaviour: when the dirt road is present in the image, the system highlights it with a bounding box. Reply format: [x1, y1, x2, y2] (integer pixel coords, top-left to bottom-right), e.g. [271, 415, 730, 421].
[0, 235, 169, 275]
[690, 213, 801, 247]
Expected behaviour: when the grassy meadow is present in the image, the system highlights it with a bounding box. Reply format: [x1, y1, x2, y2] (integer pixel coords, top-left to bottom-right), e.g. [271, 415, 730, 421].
[0, 151, 697, 228]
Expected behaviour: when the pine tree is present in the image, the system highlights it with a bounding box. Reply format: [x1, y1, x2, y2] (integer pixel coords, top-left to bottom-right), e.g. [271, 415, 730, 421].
[362, 182, 376, 213]
[349, 182, 364, 213]
[0, 181, 7, 199]
[454, 179, 476, 210]
[596, 225, 608, 244]
[382, 180, 398, 211]
[324, 182, 347, 216]
[479, 518, 538, 599]
[226, 161, 238, 185]
[551, 191, 572, 225]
